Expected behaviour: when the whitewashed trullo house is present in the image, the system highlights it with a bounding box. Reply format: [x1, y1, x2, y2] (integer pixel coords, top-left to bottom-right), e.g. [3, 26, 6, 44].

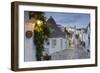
[44, 16, 67, 55]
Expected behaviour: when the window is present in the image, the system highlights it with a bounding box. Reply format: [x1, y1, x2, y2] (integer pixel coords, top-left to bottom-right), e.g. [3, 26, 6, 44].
[52, 39, 56, 48]
[47, 41, 50, 45]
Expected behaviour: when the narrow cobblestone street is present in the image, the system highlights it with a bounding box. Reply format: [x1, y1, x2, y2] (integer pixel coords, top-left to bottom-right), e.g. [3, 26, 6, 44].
[51, 48, 90, 60]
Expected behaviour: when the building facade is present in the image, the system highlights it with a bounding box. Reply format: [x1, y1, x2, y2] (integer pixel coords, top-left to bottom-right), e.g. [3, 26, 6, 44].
[44, 16, 67, 55]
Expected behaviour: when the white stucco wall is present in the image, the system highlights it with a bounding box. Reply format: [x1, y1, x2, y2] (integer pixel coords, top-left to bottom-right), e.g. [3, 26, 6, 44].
[24, 36, 36, 61]
[44, 38, 67, 55]
[24, 20, 36, 61]
[83, 33, 90, 49]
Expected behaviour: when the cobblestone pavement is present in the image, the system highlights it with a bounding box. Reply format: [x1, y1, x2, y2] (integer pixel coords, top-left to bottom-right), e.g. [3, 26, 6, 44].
[51, 48, 90, 60]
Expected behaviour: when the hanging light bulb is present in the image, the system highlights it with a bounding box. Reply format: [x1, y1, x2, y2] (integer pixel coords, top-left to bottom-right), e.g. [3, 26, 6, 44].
[37, 20, 43, 25]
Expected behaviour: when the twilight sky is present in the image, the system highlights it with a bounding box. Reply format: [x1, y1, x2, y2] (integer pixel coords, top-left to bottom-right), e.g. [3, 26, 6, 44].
[45, 12, 90, 28]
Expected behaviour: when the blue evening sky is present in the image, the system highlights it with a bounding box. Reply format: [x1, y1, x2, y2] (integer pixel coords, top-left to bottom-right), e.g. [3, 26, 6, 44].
[45, 12, 90, 28]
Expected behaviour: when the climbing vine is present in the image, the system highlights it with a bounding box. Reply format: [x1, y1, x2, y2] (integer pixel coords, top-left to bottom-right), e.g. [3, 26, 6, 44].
[29, 12, 50, 61]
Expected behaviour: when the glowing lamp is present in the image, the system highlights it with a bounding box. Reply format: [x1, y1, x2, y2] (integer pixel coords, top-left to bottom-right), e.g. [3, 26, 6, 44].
[36, 20, 43, 25]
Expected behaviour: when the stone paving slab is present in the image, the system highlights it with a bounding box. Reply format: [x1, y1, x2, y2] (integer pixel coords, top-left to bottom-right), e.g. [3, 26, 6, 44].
[51, 48, 90, 60]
